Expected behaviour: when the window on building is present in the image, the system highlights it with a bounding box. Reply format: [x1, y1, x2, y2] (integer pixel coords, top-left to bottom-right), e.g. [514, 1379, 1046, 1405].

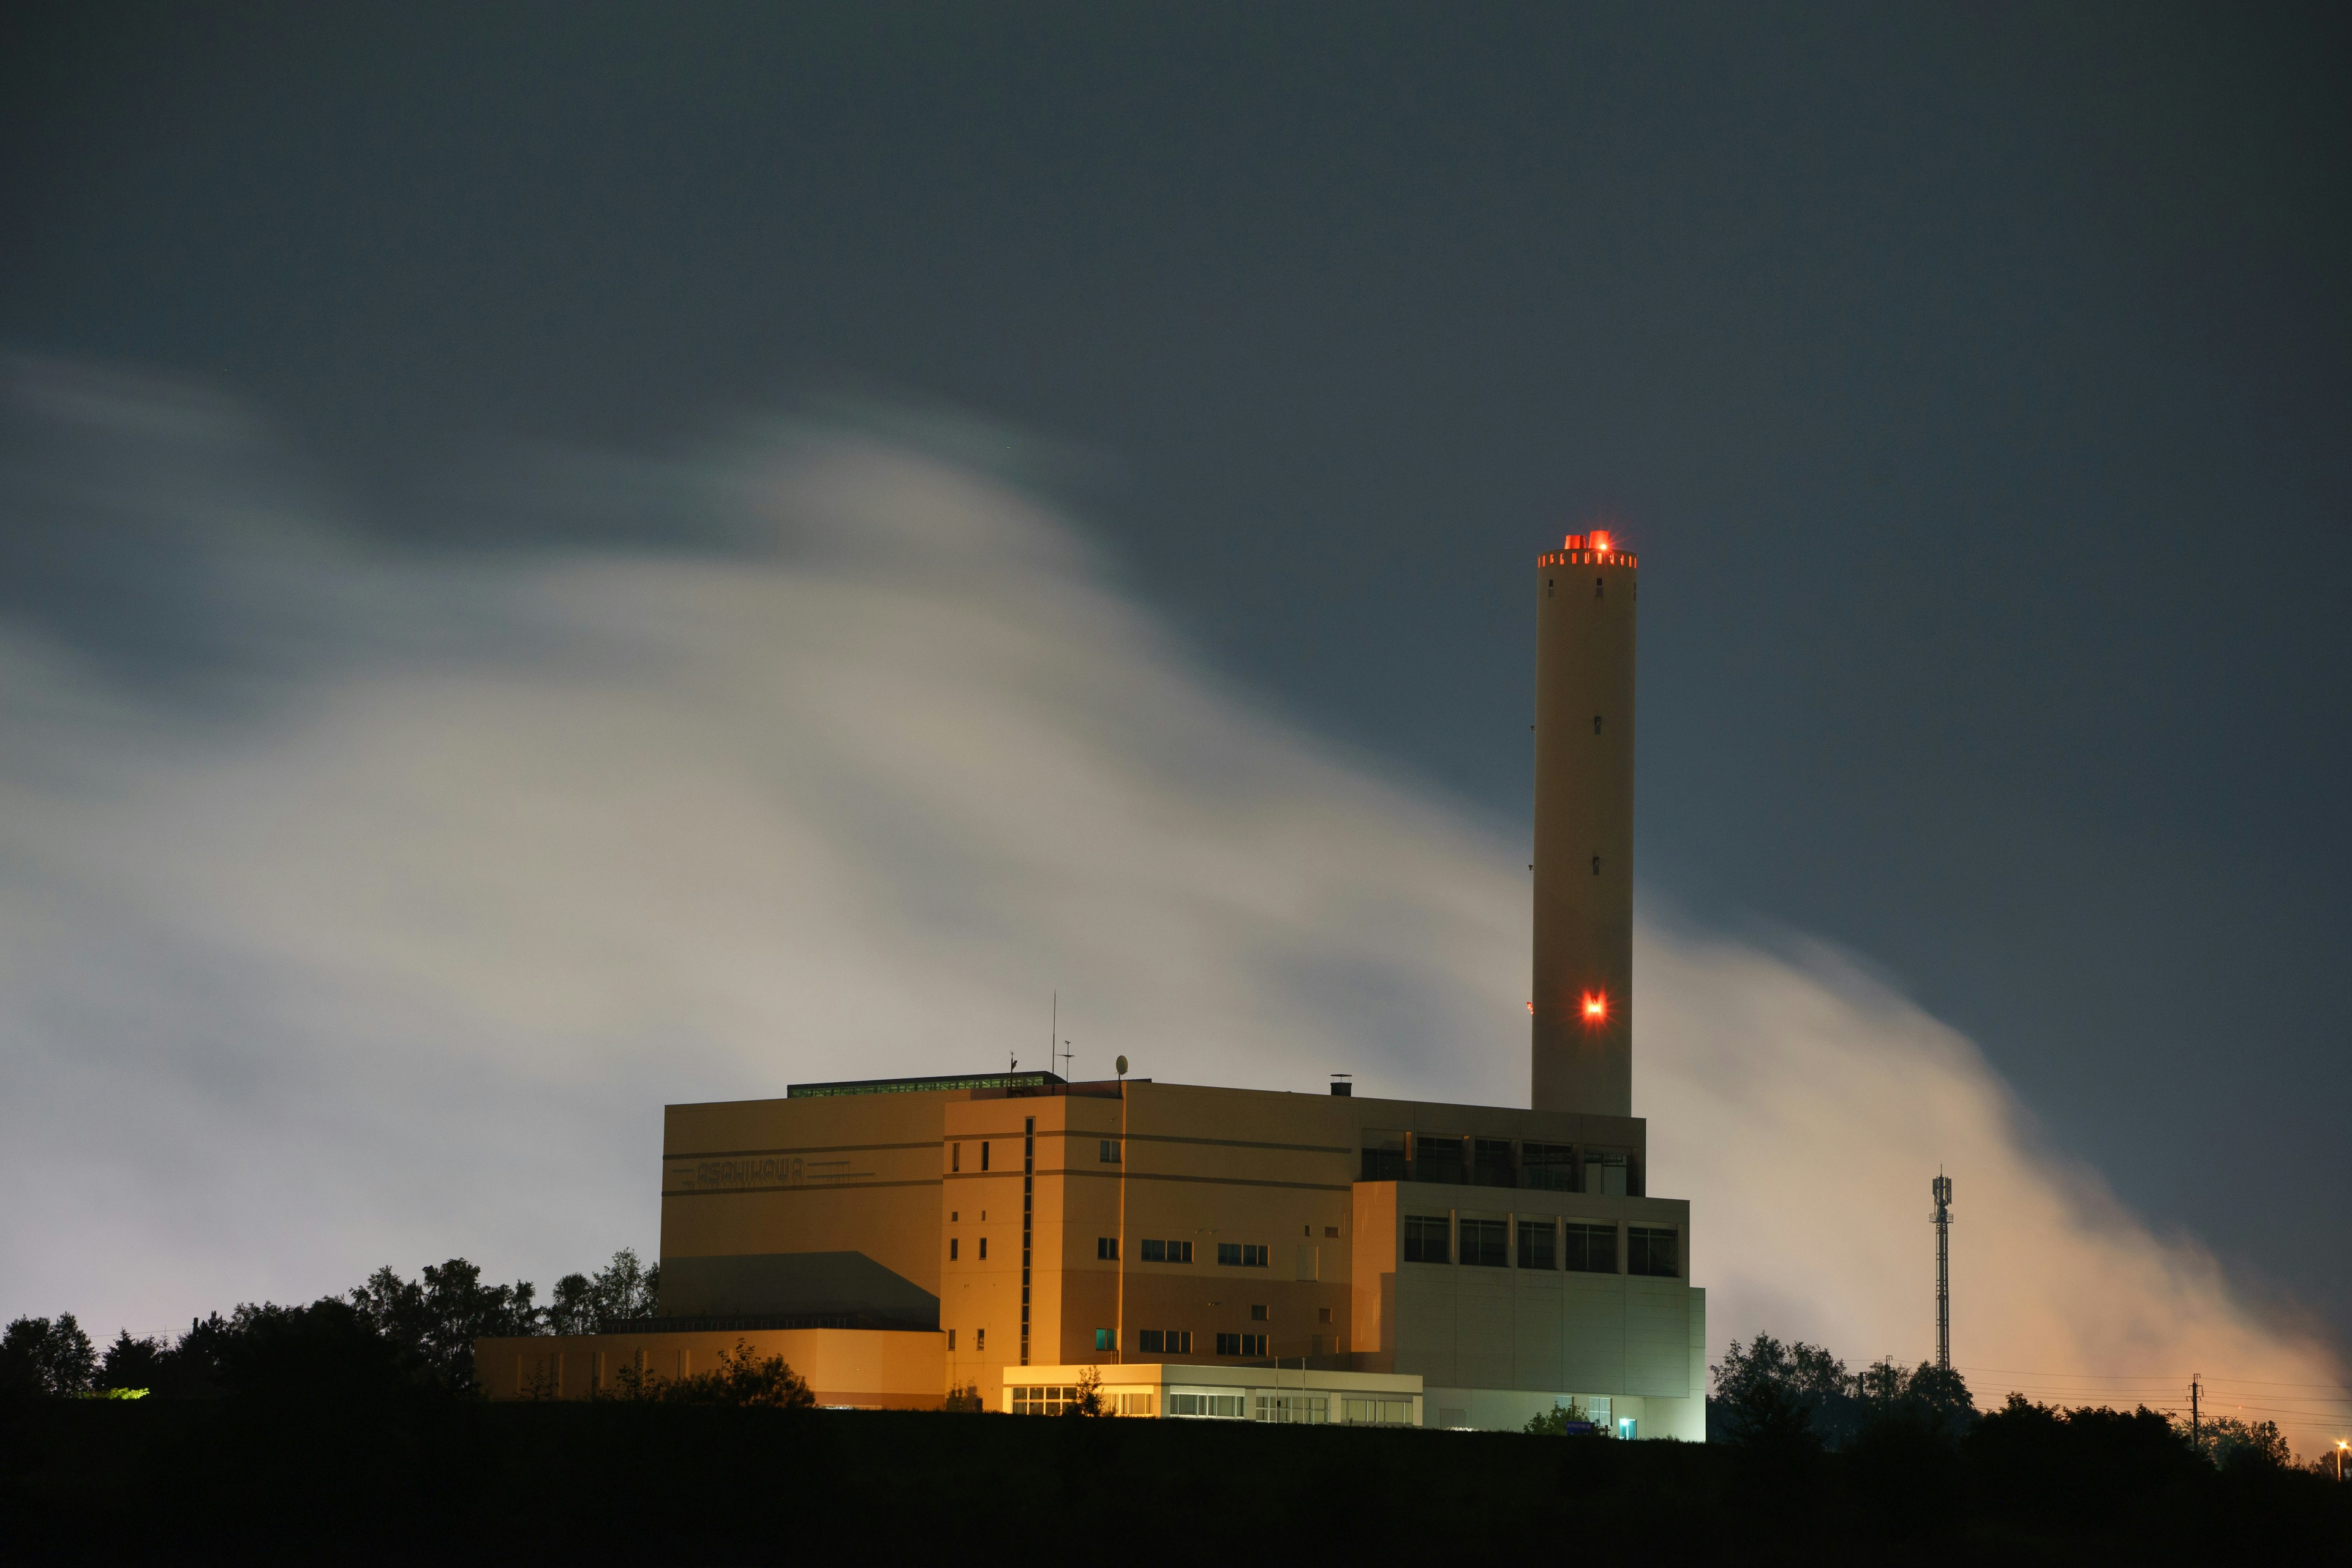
[1521, 1141, 1576, 1191]
[1460, 1218, 1509, 1267]
[1413, 1134, 1466, 1185]
[1097, 1237, 1118, 1261]
[1139, 1329, 1191, 1354]
[1591, 854, 1602, 876]
[1627, 1226, 1679, 1278]
[1010, 1384, 1081, 1416]
[1403, 1214, 1451, 1264]
[1594, 576, 1604, 598]
[1324, 1225, 1340, 1238]
[1140, 1329, 1160, 1352]
[1343, 1398, 1414, 1425]
[1593, 714, 1604, 734]
[1099, 1139, 1120, 1163]
[1241, 1333, 1267, 1357]
[1215, 1332, 1242, 1356]
[951, 1143, 960, 1172]
[1249, 1304, 1268, 1322]
[1582, 1152, 1629, 1197]
[976, 1329, 985, 1351]
[1253, 1393, 1327, 1424]
[949, 1238, 959, 1261]
[1564, 1222, 1617, 1274]
[1168, 1392, 1243, 1418]
[1216, 1242, 1269, 1268]
[980, 1141, 990, 1172]
[1317, 1306, 1332, 1324]
[947, 1330, 956, 1350]
[1517, 1218, 1557, 1270]
[1137, 1238, 1192, 1264]
[1360, 1130, 1408, 1182]
[978, 1237, 989, 1261]
[1472, 1138, 1515, 1187]
[1094, 1329, 1114, 1351]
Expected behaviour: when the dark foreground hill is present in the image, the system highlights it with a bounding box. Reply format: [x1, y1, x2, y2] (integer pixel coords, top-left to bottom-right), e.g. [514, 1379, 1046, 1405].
[6, 1396, 2346, 1565]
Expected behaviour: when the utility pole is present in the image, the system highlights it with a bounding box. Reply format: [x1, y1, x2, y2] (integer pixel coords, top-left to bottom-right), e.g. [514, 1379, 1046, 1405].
[1931, 1170, 1953, 1370]
[2191, 1374, 2200, 1450]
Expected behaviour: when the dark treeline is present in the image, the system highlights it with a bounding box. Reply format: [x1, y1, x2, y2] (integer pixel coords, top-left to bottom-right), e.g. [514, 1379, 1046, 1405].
[1, 1250, 657, 1402]
[3, 1300, 2345, 1562]
[1703, 1333, 2300, 1472]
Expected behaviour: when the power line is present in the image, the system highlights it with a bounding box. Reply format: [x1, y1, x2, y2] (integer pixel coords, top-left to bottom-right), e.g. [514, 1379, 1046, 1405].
[1955, 1365, 2348, 1392]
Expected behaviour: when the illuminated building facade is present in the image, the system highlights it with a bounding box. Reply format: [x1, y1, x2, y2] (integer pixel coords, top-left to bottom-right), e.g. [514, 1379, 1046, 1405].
[476, 535, 1703, 1436]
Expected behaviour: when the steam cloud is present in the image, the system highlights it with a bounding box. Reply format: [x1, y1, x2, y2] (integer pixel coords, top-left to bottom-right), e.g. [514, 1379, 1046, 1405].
[1, 360, 2339, 1450]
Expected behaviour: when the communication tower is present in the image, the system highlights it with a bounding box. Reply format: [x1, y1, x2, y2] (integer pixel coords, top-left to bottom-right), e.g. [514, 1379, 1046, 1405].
[1931, 1170, 1954, 1370]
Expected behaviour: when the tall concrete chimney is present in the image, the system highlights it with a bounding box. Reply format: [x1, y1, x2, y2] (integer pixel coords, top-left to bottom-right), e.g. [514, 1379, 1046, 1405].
[1531, 530, 1637, 1115]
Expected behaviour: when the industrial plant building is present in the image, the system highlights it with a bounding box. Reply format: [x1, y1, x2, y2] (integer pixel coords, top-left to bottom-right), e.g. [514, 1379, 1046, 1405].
[478, 533, 1704, 1436]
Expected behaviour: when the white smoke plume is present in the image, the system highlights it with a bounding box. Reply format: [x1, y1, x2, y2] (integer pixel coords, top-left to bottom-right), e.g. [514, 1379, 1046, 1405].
[1, 361, 2340, 1452]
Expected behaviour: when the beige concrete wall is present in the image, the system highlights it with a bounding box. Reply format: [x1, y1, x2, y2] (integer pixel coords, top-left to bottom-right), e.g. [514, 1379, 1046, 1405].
[660, 1091, 956, 1308]
[1379, 1182, 1696, 1422]
[646, 1078, 1686, 1422]
[474, 1327, 944, 1408]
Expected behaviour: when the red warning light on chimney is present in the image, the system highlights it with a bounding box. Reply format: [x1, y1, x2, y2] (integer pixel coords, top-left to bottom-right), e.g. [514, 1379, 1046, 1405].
[1589, 530, 1612, 554]
[1581, 991, 1609, 1023]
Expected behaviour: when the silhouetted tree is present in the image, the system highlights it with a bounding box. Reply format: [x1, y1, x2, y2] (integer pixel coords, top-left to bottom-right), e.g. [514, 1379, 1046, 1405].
[658, 1341, 812, 1408]
[1968, 1393, 2201, 1525]
[1524, 1399, 1604, 1436]
[2176, 1412, 2293, 1472]
[97, 1330, 169, 1392]
[212, 1299, 412, 1403]
[348, 1258, 539, 1392]
[1853, 1357, 1977, 1444]
[547, 1273, 598, 1336]
[0, 1315, 97, 1396]
[1065, 1365, 1107, 1417]
[1711, 1334, 1856, 1451]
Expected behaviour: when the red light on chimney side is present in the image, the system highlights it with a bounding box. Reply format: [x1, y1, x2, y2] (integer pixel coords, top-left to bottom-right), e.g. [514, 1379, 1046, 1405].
[1581, 991, 1608, 1023]
[1590, 529, 1612, 554]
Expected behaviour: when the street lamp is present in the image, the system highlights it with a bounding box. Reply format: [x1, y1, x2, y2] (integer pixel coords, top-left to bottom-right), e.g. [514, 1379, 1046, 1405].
[2336, 1439, 2347, 1483]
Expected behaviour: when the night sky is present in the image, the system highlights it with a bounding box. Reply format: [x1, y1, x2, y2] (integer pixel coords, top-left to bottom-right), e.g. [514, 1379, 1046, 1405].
[6, 5, 2347, 1358]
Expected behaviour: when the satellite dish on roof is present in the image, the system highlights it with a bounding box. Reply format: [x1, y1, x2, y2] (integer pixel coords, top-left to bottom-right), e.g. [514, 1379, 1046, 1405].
[1115, 1055, 1128, 1079]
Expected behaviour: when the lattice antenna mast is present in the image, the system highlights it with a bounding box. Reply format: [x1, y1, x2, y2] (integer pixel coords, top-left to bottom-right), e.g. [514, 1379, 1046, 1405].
[1931, 1170, 1954, 1370]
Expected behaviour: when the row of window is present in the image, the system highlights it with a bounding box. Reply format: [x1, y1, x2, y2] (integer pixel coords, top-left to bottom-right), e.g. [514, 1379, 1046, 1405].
[1403, 1216, 1678, 1276]
[963, 1235, 1280, 1268]
[1213, 1333, 1270, 1357]
[1360, 1135, 1638, 1196]
[1137, 1329, 1193, 1354]
[949, 1138, 1125, 1173]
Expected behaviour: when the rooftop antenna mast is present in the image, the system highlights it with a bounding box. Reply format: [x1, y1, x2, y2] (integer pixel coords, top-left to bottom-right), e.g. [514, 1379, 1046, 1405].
[1052, 990, 1071, 1084]
[1931, 1169, 1954, 1370]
